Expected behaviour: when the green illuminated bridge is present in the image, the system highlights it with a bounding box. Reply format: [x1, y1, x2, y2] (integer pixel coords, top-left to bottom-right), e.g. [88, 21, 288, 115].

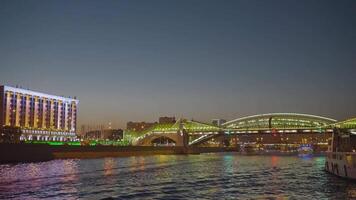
[331, 118, 356, 129]
[124, 113, 356, 146]
[126, 119, 222, 146]
[223, 113, 337, 133]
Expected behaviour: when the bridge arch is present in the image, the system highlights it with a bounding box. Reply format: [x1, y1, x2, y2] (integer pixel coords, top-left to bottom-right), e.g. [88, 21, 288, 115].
[151, 136, 177, 146]
[222, 113, 337, 130]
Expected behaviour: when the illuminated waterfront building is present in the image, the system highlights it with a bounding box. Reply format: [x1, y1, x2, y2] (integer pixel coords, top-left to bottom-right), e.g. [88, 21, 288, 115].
[0, 85, 79, 141]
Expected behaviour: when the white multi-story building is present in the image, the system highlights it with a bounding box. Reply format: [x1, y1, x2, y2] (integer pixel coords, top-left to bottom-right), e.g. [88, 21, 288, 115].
[0, 85, 79, 141]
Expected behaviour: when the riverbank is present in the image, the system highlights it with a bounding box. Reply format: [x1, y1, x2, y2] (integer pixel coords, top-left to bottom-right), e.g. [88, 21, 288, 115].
[0, 143, 237, 163]
[0, 143, 327, 164]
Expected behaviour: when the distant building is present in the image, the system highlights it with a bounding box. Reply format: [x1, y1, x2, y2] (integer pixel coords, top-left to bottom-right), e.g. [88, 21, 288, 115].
[0, 85, 79, 142]
[126, 121, 157, 132]
[107, 129, 123, 140]
[84, 130, 101, 140]
[126, 117, 175, 132]
[85, 129, 123, 140]
[159, 116, 176, 124]
[212, 119, 226, 127]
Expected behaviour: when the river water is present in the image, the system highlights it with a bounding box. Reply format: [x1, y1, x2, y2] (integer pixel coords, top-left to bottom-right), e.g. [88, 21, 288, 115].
[0, 153, 355, 199]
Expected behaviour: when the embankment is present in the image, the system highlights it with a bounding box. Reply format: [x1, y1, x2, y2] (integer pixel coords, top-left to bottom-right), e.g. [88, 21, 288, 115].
[0, 143, 236, 163]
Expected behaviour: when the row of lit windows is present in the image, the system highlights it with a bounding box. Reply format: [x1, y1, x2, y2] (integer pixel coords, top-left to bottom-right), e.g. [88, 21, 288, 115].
[6, 110, 76, 123]
[5, 91, 77, 104]
[6, 109, 77, 131]
[235, 118, 328, 126]
[20, 135, 78, 142]
[22, 129, 76, 136]
[5, 101, 76, 113]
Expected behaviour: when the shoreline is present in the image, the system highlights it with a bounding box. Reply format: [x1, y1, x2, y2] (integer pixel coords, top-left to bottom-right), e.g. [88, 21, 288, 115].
[0, 143, 237, 164]
[0, 143, 326, 164]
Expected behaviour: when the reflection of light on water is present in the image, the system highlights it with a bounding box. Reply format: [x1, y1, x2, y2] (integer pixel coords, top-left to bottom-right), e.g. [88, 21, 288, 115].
[103, 158, 117, 186]
[62, 160, 78, 182]
[298, 154, 313, 160]
[27, 163, 41, 188]
[2, 154, 354, 199]
[104, 158, 115, 176]
[27, 163, 40, 178]
[129, 157, 146, 172]
[157, 155, 169, 163]
[223, 155, 234, 174]
[270, 156, 282, 197]
[314, 157, 324, 165]
[59, 159, 79, 197]
[139, 157, 146, 171]
[271, 156, 279, 167]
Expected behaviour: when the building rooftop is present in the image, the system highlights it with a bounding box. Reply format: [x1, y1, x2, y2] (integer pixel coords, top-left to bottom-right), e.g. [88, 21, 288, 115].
[1, 85, 79, 103]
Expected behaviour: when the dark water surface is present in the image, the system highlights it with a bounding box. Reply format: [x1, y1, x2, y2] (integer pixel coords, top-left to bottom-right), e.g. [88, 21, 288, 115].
[0, 153, 356, 199]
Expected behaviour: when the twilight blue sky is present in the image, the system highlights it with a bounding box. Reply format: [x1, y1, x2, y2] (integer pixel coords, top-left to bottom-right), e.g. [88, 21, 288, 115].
[0, 0, 355, 128]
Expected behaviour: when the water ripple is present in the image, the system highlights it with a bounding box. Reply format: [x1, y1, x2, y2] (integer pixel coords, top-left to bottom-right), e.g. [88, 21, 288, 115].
[0, 154, 356, 199]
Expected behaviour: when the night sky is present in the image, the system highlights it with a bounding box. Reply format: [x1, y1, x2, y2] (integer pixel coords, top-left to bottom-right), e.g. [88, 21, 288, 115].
[0, 0, 355, 128]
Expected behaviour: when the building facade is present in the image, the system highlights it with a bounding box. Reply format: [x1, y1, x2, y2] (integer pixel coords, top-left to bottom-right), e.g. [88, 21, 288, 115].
[126, 121, 157, 132]
[0, 85, 79, 142]
[127, 117, 176, 132]
[159, 116, 176, 124]
[212, 119, 226, 127]
[84, 129, 123, 140]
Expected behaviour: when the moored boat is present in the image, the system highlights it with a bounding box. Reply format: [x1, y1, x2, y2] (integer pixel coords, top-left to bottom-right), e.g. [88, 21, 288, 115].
[325, 128, 356, 179]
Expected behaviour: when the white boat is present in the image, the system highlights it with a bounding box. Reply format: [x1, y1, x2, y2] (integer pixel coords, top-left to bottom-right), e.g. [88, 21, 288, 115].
[325, 128, 356, 179]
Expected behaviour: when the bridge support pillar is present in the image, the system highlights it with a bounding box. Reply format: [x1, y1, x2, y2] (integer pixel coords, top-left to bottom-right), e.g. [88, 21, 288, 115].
[175, 129, 189, 147]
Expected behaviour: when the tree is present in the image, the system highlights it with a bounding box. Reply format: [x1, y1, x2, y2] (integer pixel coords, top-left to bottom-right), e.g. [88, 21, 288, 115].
[0, 126, 22, 143]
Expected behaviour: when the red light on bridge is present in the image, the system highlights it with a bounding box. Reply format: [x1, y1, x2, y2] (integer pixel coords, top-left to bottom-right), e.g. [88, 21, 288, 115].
[272, 128, 277, 136]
